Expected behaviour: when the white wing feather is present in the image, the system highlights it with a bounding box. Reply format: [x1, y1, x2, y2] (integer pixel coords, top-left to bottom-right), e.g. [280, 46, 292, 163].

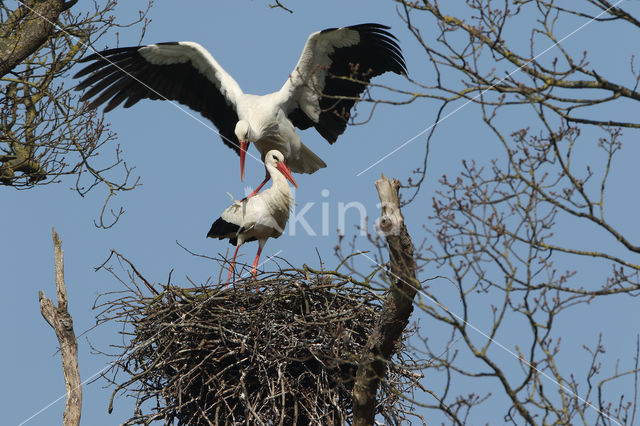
[139, 42, 244, 106]
[279, 28, 360, 122]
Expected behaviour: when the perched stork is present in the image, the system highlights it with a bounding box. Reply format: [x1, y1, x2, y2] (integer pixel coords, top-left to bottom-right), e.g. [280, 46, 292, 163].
[74, 23, 407, 190]
[207, 150, 296, 281]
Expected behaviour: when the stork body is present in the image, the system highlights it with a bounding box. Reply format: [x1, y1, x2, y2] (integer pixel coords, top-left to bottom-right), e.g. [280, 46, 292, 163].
[207, 150, 297, 281]
[74, 23, 407, 184]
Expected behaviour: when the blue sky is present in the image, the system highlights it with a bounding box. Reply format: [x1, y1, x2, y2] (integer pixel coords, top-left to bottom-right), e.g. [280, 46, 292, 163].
[3, 1, 640, 424]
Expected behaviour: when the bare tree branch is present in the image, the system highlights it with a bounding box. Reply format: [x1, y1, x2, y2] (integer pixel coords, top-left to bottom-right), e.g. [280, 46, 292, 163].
[38, 228, 82, 426]
[1, 1, 151, 227]
[0, 0, 70, 77]
[384, 1, 640, 422]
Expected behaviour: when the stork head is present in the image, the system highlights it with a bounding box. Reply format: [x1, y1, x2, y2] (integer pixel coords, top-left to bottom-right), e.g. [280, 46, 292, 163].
[234, 120, 251, 181]
[265, 150, 298, 188]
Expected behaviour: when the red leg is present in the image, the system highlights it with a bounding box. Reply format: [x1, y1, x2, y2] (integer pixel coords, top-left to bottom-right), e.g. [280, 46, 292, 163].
[244, 169, 271, 200]
[226, 244, 241, 286]
[251, 244, 264, 281]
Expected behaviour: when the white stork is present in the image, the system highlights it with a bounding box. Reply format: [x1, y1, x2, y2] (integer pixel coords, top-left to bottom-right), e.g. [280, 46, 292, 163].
[74, 23, 407, 191]
[207, 150, 296, 281]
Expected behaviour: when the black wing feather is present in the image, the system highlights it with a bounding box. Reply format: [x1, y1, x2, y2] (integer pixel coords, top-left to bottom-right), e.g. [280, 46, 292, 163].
[207, 218, 257, 246]
[207, 217, 240, 240]
[289, 23, 407, 143]
[74, 44, 241, 154]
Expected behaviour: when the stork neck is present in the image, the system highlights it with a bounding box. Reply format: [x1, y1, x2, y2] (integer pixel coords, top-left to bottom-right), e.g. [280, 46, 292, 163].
[246, 123, 256, 141]
[263, 164, 294, 209]
[267, 165, 292, 192]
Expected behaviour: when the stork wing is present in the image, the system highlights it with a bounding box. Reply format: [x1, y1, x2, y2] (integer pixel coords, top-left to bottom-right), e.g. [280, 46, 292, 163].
[218, 196, 265, 232]
[74, 42, 243, 153]
[280, 23, 407, 143]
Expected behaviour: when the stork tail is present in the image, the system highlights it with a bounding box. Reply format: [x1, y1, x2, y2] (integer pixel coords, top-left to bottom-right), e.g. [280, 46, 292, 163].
[290, 142, 327, 174]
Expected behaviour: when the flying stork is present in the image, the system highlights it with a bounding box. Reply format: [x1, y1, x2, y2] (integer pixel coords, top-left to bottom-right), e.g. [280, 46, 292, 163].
[207, 150, 297, 281]
[74, 23, 407, 191]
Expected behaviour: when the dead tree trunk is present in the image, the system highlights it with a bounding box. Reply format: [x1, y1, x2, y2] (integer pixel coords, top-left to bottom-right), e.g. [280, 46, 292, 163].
[352, 174, 419, 425]
[39, 228, 82, 426]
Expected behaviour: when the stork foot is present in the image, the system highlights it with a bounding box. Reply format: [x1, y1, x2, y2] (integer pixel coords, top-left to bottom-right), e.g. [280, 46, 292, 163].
[251, 242, 264, 291]
[241, 171, 271, 202]
[252, 272, 260, 292]
[241, 187, 260, 202]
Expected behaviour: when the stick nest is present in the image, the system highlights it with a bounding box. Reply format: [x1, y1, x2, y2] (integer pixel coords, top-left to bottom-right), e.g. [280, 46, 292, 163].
[97, 270, 418, 425]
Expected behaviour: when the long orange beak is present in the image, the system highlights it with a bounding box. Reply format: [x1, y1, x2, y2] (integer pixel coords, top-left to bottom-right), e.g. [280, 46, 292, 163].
[239, 140, 248, 181]
[276, 161, 298, 188]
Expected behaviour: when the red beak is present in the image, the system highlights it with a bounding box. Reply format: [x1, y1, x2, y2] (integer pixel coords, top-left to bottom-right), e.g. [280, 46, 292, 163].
[276, 161, 298, 188]
[239, 140, 248, 181]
